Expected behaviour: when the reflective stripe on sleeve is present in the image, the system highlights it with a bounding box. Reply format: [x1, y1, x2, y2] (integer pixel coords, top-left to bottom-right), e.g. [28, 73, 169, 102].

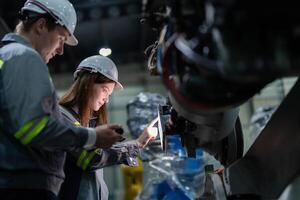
[0, 59, 4, 70]
[82, 150, 97, 170]
[14, 116, 49, 145]
[74, 121, 81, 126]
[76, 149, 88, 168]
[77, 149, 98, 170]
[73, 120, 97, 170]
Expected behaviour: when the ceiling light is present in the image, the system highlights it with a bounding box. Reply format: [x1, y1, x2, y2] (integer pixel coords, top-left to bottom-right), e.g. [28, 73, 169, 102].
[99, 48, 112, 57]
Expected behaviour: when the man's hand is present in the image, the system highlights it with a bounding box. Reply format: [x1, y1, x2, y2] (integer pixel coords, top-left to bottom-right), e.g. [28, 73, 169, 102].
[95, 124, 125, 149]
[137, 117, 159, 148]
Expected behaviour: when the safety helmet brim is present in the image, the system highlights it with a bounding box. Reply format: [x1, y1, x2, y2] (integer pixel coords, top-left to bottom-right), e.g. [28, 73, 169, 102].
[66, 34, 78, 46]
[74, 67, 123, 89]
[74, 55, 123, 89]
[112, 78, 123, 90]
[111, 80, 123, 90]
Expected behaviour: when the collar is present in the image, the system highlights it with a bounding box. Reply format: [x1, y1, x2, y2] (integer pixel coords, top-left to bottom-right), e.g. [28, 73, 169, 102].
[71, 105, 98, 121]
[2, 33, 33, 48]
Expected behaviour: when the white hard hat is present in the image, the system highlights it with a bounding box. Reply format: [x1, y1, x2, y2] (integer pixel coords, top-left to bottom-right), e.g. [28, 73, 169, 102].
[74, 55, 123, 89]
[21, 0, 78, 46]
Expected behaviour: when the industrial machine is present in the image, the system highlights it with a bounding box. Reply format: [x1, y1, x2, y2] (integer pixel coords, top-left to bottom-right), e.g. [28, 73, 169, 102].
[141, 0, 300, 199]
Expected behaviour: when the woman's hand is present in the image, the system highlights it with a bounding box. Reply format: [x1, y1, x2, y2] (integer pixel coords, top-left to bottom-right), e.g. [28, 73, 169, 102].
[137, 117, 159, 148]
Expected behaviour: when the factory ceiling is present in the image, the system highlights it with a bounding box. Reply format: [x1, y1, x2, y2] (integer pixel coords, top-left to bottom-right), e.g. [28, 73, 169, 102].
[0, 0, 157, 73]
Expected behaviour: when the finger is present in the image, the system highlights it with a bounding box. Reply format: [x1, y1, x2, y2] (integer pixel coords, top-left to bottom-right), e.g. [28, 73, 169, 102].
[150, 136, 156, 140]
[148, 127, 158, 138]
[111, 131, 124, 140]
[168, 118, 174, 126]
[95, 124, 106, 130]
[117, 135, 126, 142]
[107, 123, 122, 130]
[148, 116, 159, 127]
[114, 128, 124, 135]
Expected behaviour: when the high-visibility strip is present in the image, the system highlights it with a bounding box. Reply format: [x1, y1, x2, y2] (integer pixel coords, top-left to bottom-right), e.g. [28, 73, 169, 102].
[15, 116, 49, 145]
[94, 148, 102, 155]
[0, 59, 3, 69]
[77, 149, 97, 170]
[74, 121, 81, 126]
[82, 150, 97, 171]
[77, 149, 88, 168]
[0, 59, 4, 70]
[74, 120, 96, 170]
[15, 119, 36, 139]
[21, 116, 49, 145]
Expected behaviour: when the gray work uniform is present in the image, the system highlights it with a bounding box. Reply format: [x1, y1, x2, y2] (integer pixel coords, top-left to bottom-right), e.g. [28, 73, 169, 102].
[0, 33, 91, 195]
[59, 106, 140, 200]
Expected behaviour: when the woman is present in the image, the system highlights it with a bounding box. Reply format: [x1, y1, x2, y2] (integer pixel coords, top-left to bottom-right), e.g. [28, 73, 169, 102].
[58, 55, 158, 200]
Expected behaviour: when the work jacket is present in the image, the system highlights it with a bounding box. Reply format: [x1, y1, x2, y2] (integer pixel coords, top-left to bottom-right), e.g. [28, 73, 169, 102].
[0, 33, 94, 195]
[59, 105, 140, 200]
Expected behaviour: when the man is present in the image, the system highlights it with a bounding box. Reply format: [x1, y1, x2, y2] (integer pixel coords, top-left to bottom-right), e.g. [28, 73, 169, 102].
[0, 0, 123, 199]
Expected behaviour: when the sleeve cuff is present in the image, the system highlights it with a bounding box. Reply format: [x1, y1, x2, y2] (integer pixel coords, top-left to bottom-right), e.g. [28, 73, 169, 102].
[83, 128, 96, 148]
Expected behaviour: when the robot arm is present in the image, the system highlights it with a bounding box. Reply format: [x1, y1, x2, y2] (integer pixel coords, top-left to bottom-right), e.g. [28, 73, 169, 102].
[142, 0, 300, 199]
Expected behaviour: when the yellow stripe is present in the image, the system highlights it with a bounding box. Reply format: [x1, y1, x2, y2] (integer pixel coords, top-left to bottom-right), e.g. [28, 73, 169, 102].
[74, 121, 95, 170]
[82, 150, 97, 171]
[21, 116, 49, 145]
[94, 148, 102, 155]
[74, 121, 81, 126]
[0, 59, 4, 70]
[15, 119, 36, 139]
[77, 150, 88, 168]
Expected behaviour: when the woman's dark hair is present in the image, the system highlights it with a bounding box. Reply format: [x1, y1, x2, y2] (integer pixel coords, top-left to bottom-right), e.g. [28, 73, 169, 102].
[59, 72, 114, 127]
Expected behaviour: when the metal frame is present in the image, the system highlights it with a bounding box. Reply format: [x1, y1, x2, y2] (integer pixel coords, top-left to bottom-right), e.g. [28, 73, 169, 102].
[225, 77, 300, 198]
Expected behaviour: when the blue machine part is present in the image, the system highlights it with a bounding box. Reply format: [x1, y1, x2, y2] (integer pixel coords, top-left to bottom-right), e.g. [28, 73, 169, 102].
[162, 190, 191, 200]
[148, 135, 205, 199]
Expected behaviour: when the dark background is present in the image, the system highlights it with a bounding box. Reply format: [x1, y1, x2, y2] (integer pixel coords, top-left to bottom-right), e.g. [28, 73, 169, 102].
[0, 0, 157, 73]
